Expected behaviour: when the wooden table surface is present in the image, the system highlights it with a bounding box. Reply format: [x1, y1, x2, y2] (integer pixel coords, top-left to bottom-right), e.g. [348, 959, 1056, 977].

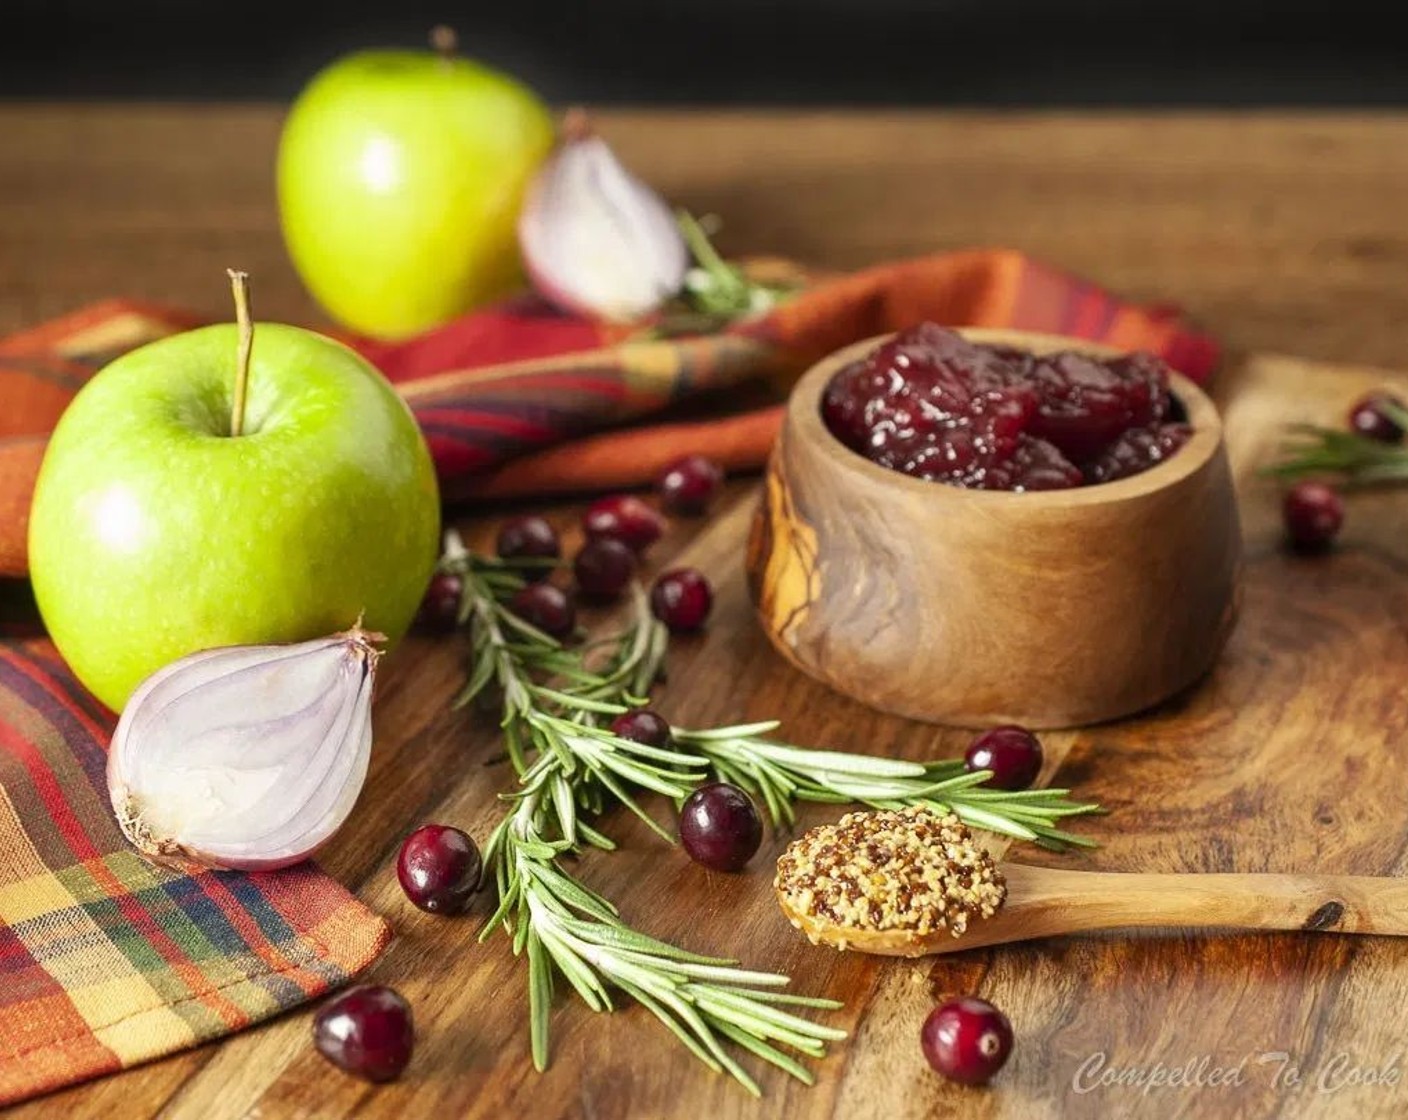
[5, 105, 1408, 1119]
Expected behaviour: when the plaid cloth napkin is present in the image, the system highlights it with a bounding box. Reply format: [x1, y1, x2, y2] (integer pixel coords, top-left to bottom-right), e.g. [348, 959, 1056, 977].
[0, 635, 389, 1106]
[0, 249, 1218, 1105]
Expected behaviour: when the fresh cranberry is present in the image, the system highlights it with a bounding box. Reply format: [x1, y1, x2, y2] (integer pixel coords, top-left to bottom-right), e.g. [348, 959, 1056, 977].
[658, 454, 724, 515]
[583, 495, 666, 553]
[651, 568, 713, 632]
[921, 997, 1013, 1085]
[1283, 481, 1344, 551]
[397, 824, 482, 915]
[314, 985, 414, 1083]
[964, 726, 1044, 791]
[415, 572, 463, 632]
[820, 324, 1185, 491]
[679, 782, 763, 872]
[573, 538, 636, 602]
[510, 583, 576, 638]
[496, 515, 560, 579]
[610, 708, 672, 748]
[1348, 392, 1406, 444]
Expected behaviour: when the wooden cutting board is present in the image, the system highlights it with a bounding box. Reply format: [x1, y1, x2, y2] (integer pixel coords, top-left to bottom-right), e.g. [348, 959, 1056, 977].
[38, 351, 1408, 1120]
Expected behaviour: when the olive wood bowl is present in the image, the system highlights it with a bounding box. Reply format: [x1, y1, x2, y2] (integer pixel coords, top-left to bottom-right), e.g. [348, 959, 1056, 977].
[746, 328, 1242, 729]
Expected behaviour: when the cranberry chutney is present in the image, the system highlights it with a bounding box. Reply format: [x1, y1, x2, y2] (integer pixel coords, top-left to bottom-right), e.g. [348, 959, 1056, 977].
[747, 327, 1242, 728]
[821, 323, 1191, 491]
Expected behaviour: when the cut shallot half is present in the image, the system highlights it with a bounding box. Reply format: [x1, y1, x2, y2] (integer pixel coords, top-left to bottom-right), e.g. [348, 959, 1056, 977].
[518, 109, 688, 323]
[107, 628, 382, 872]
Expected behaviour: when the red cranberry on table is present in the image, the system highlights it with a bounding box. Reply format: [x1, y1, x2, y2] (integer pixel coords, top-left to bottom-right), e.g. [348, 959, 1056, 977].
[658, 454, 725, 515]
[1347, 392, 1406, 444]
[964, 726, 1044, 791]
[921, 996, 1013, 1085]
[679, 782, 763, 872]
[415, 571, 463, 632]
[510, 582, 576, 638]
[583, 495, 666, 553]
[496, 515, 561, 578]
[610, 708, 673, 748]
[650, 568, 713, 632]
[314, 985, 414, 1083]
[1283, 481, 1344, 551]
[573, 537, 637, 603]
[397, 824, 482, 915]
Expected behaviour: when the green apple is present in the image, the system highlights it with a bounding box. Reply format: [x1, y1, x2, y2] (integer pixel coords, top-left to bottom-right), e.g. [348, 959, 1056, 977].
[28, 309, 440, 712]
[277, 34, 555, 340]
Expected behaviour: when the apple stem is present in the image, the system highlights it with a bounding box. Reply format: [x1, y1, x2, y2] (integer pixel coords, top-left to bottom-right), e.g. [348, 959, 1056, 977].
[430, 25, 458, 63]
[227, 269, 253, 438]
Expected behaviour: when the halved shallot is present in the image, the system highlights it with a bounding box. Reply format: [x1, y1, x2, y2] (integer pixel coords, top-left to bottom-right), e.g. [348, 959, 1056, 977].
[107, 628, 381, 872]
[518, 109, 688, 323]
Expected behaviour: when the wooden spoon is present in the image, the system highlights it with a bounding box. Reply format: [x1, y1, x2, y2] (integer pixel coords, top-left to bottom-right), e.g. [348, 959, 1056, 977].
[779, 862, 1408, 958]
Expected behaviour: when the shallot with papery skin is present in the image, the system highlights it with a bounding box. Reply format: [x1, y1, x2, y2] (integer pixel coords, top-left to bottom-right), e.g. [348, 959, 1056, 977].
[107, 628, 381, 872]
[518, 109, 688, 323]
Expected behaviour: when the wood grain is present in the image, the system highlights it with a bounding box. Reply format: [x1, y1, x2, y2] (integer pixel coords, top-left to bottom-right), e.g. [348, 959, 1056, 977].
[749, 329, 1241, 728]
[6, 106, 1408, 1119]
[7, 108, 1408, 367]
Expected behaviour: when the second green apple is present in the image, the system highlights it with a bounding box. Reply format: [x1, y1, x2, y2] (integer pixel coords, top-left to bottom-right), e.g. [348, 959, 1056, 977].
[278, 35, 555, 340]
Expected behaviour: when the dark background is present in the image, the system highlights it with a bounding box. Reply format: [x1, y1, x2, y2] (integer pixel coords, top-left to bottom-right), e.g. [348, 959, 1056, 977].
[3, 0, 1407, 104]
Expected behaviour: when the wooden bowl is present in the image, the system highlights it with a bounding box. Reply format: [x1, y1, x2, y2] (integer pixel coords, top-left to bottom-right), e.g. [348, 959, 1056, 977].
[746, 328, 1242, 729]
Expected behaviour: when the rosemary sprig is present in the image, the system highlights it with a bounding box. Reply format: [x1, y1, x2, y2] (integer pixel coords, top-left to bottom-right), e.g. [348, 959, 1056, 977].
[482, 779, 845, 1096]
[449, 561, 845, 1092]
[445, 535, 1102, 1092]
[447, 542, 662, 774]
[652, 211, 801, 336]
[450, 549, 837, 1092]
[1264, 400, 1408, 484]
[676, 723, 1100, 851]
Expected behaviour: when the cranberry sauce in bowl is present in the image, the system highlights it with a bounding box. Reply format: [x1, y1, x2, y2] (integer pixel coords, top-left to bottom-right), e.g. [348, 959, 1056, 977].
[820, 323, 1191, 491]
[747, 324, 1240, 728]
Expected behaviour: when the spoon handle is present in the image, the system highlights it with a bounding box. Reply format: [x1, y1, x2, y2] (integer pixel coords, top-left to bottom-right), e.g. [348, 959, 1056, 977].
[985, 864, 1408, 948]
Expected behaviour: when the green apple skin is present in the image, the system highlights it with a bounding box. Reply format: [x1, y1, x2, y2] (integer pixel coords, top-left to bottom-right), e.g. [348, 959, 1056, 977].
[278, 49, 555, 341]
[28, 323, 440, 712]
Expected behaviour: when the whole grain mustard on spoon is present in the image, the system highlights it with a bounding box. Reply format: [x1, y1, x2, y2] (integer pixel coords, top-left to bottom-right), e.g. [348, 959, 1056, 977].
[776, 807, 1408, 957]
